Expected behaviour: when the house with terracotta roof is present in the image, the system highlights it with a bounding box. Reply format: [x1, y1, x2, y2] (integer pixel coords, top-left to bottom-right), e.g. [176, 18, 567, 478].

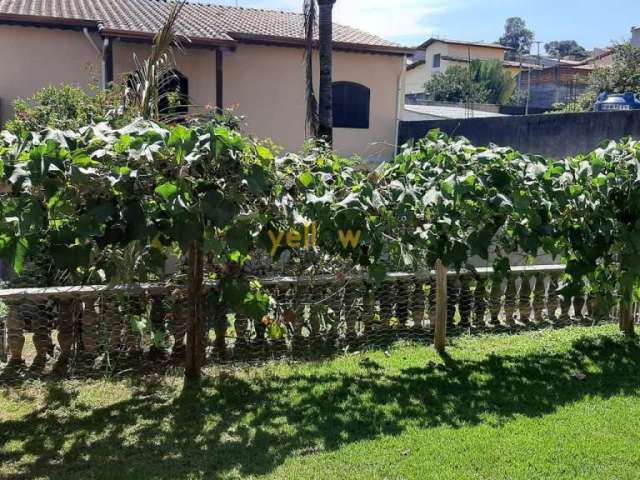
[0, 0, 412, 162]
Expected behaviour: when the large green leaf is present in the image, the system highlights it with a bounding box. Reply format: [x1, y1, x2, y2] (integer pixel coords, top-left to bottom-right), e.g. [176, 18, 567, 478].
[155, 182, 179, 200]
[201, 190, 239, 228]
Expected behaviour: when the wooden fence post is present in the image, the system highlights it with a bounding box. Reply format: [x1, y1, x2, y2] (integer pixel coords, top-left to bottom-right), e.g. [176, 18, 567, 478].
[434, 260, 448, 354]
[0, 307, 6, 363]
[6, 301, 24, 366]
[185, 241, 205, 380]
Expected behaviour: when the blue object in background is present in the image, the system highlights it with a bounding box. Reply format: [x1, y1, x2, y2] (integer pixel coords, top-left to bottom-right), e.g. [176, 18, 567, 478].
[595, 92, 640, 112]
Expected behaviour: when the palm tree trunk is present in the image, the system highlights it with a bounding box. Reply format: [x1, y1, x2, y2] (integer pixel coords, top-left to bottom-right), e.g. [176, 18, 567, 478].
[303, 0, 319, 137]
[317, 0, 336, 144]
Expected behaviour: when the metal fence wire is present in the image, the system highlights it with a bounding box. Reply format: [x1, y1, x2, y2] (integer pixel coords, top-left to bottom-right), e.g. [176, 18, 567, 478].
[0, 265, 637, 381]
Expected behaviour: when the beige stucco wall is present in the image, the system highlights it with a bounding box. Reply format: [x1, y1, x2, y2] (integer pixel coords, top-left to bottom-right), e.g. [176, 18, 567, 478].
[405, 64, 427, 95]
[333, 49, 405, 162]
[0, 25, 100, 123]
[225, 44, 405, 162]
[447, 44, 505, 62]
[0, 26, 404, 162]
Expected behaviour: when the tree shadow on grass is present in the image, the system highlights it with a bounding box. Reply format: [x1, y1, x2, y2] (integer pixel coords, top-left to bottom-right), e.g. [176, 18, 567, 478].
[1, 333, 639, 479]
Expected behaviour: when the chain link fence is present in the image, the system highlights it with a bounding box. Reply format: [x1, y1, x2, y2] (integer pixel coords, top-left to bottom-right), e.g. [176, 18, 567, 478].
[0, 265, 636, 382]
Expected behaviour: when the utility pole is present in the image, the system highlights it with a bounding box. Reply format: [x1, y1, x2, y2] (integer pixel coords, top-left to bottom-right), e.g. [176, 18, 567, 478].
[466, 46, 473, 118]
[525, 66, 532, 115]
[518, 52, 523, 108]
[534, 41, 543, 66]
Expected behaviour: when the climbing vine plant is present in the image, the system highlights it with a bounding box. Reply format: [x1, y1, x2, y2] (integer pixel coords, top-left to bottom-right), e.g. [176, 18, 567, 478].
[1, 118, 640, 328]
[0, 118, 280, 319]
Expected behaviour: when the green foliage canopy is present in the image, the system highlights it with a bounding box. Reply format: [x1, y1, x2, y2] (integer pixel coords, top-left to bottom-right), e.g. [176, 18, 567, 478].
[544, 40, 589, 60]
[4, 85, 127, 137]
[2, 116, 640, 317]
[424, 65, 490, 104]
[0, 118, 280, 317]
[470, 59, 516, 105]
[425, 61, 515, 105]
[499, 17, 534, 56]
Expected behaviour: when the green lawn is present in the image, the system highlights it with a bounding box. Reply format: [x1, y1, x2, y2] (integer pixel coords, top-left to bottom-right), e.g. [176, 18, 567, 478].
[1, 325, 639, 480]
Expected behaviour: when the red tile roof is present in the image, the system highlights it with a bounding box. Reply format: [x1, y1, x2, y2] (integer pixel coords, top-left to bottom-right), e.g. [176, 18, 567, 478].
[0, 0, 412, 54]
[418, 38, 509, 50]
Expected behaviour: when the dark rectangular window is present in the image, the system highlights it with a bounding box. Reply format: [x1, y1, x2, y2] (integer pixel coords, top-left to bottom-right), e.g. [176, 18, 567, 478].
[332, 82, 371, 129]
[433, 54, 441, 68]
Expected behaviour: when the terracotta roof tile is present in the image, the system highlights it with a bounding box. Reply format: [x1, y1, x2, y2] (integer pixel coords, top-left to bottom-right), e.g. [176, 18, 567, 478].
[418, 37, 508, 51]
[0, 0, 410, 53]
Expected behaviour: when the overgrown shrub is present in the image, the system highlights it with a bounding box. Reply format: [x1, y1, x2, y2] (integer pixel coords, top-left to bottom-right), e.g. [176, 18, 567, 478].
[424, 60, 515, 105]
[4, 84, 128, 137]
[424, 65, 490, 104]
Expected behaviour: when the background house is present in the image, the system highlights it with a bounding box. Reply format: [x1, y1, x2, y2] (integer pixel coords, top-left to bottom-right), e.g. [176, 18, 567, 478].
[405, 38, 522, 102]
[0, 0, 412, 162]
[520, 49, 614, 109]
[632, 26, 640, 46]
[521, 62, 593, 109]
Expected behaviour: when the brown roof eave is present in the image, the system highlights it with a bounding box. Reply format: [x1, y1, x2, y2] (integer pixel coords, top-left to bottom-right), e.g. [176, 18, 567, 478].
[0, 13, 405, 54]
[229, 32, 413, 56]
[0, 13, 98, 30]
[100, 29, 238, 48]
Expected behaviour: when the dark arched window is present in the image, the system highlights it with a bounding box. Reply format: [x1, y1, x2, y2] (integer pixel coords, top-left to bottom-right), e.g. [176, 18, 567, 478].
[159, 70, 189, 117]
[332, 81, 370, 129]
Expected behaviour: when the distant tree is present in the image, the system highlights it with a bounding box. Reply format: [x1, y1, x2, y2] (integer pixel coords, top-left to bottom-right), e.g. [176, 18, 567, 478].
[545, 40, 589, 59]
[499, 17, 534, 56]
[424, 65, 490, 103]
